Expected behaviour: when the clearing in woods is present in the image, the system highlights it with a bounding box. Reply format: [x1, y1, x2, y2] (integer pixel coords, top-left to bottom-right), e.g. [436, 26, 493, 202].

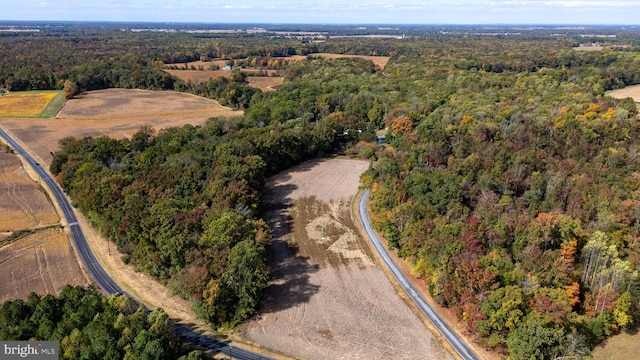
[165, 68, 284, 92]
[239, 158, 454, 360]
[280, 53, 391, 68]
[165, 53, 390, 92]
[607, 84, 640, 103]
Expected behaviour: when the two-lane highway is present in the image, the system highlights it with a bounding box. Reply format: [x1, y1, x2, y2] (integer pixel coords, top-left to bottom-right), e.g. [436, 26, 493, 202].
[0, 128, 270, 360]
[0, 128, 127, 295]
[359, 189, 480, 360]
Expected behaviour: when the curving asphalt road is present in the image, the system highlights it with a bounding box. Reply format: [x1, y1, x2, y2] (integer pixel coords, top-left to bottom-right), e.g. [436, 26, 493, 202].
[359, 190, 480, 360]
[0, 128, 270, 360]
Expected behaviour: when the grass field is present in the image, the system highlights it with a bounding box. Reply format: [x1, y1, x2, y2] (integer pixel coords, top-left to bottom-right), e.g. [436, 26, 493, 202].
[592, 331, 640, 359]
[0, 91, 63, 117]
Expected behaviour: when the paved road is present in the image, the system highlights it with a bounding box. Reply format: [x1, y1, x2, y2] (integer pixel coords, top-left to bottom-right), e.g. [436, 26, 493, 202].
[358, 190, 480, 360]
[0, 128, 270, 360]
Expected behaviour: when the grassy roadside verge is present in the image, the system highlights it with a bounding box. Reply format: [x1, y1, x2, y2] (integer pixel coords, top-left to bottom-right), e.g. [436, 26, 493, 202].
[39, 91, 65, 118]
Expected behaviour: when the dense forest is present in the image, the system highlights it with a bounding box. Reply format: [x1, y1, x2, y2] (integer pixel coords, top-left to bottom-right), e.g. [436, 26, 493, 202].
[0, 285, 205, 359]
[4, 23, 640, 358]
[362, 37, 640, 358]
[48, 98, 361, 327]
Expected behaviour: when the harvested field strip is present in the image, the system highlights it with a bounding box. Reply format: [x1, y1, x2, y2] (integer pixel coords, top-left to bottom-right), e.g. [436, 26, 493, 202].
[0, 225, 63, 248]
[39, 91, 66, 118]
[0, 228, 86, 303]
[60, 107, 231, 120]
[0, 152, 60, 230]
[0, 91, 60, 117]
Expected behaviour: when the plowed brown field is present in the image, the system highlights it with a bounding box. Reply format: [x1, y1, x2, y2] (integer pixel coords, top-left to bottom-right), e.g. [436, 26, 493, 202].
[165, 69, 283, 92]
[0, 150, 86, 303]
[0, 227, 87, 304]
[0, 89, 241, 166]
[0, 152, 59, 231]
[276, 53, 390, 68]
[239, 158, 454, 360]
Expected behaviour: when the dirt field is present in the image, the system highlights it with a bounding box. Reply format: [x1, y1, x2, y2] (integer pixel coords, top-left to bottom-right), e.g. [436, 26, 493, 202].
[573, 44, 604, 51]
[0, 227, 87, 304]
[239, 158, 454, 360]
[607, 85, 640, 103]
[278, 53, 391, 69]
[246, 76, 284, 92]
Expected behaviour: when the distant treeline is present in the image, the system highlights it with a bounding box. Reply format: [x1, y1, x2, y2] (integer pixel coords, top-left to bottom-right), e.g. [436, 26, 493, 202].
[4, 24, 640, 96]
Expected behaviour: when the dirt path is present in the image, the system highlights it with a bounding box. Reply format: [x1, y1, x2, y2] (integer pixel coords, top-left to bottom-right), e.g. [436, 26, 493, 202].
[239, 158, 454, 360]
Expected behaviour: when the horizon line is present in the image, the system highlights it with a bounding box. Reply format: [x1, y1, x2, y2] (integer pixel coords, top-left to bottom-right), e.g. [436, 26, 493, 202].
[1, 20, 639, 27]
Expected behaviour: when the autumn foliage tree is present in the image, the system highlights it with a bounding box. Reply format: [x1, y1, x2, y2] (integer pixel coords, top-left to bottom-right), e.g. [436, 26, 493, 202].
[62, 80, 78, 99]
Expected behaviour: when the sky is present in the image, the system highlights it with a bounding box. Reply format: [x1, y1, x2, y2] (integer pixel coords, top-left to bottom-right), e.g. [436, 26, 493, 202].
[3, 0, 640, 25]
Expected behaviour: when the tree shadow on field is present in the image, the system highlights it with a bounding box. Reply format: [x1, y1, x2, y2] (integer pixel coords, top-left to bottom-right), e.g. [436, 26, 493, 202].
[261, 158, 330, 203]
[259, 197, 320, 314]
[262, 183, 297, 208]
[260, 237, 320, 314]
[257, 158, 339, 313]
